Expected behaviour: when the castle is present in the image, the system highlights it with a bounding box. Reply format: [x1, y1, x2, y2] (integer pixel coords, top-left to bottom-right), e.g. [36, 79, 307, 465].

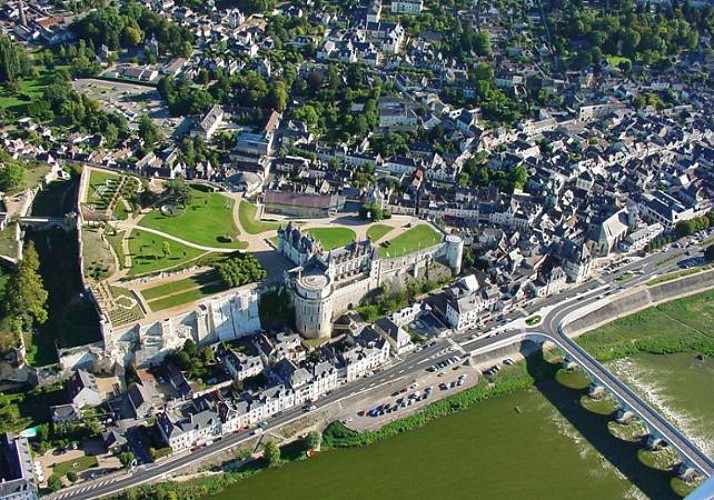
[277, 222, 464, 339]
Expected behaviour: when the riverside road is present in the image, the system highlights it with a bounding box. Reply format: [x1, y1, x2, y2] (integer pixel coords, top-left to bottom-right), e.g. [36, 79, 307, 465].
[50, 243, 712, 500]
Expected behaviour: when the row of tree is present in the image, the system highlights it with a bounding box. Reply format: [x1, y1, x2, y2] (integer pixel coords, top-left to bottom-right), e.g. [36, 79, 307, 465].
[0, 243, 48, 353]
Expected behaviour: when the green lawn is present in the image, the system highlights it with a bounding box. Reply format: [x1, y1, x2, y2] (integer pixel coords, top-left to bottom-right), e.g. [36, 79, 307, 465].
[126, 229, 206, 277]
[107, 286, 144, 326]
[239, 201, 279, 234]
[139, 188, 246, 249]
[576, 289, 714, 362]
[140, 271, 221, 301]
[53, 455, 99, 477]
[147, 282, 228, 311]
[306, 227, 356, 250]
[367, 224, 392, 242]
[0, 64, 69, 112]
[379, 224, 442, 258]
[106, 230, 126, 270]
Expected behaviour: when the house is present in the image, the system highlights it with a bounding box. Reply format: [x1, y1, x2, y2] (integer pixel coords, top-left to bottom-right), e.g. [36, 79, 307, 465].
[191, 104, 224, 141]
[127, 383, 161, 419]
[0, 434, 37, 500]
[101, 429, 127, 453]
[444, 275, 487, 331]
[219, 345, 264, 381]
[67, 369, 102, 409]
[373, 317, 414, 354]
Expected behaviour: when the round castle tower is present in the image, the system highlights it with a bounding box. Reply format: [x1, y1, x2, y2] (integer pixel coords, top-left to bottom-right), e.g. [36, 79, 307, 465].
[292, 270, 334, 339]
[444, 234, 464, 275]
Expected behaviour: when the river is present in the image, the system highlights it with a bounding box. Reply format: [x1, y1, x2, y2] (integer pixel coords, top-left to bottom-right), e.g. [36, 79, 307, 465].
[205, 360, 707, 500]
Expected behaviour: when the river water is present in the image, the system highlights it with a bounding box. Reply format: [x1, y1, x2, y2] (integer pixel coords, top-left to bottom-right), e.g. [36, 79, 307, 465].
[205, 360, 707, 500]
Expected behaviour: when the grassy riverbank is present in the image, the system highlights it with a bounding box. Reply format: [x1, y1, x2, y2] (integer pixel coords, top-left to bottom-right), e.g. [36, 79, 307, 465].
[575, 288, 714, 362]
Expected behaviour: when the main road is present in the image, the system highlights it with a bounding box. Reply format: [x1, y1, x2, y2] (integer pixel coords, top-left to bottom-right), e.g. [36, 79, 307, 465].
[50, 242, 710, 500]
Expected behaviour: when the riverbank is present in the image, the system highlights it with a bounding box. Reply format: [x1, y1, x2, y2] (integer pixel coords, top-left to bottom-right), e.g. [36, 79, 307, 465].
[109, 289, 714, 500]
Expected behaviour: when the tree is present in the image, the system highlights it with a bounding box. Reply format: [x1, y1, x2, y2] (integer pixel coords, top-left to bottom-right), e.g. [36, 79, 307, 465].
[67, 471, 78, 483]
[705, 245, 714, 262]
[121, 26, 143, 47]
[3, 242, 48, 334]
[267, 81, 288, 112]
[0, 162, 24, 191]
[119, 451, 135, 468]
[138, 115, 161, 150]
[305, 430, 321, 451]
[262, 440, 281, 467]
[162, 178, 191, 207]
[47, 474, 62, 492]
[0, 35, 23, 83]
[162, 241, 171, 258]
[675, 219, 696, 238]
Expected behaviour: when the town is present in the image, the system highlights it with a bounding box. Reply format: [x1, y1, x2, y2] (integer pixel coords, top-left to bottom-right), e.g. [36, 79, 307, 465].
[0, 0, 712, 498]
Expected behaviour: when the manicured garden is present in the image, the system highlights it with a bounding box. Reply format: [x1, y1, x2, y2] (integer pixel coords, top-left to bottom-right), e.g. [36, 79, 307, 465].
[366, 224, 392, 242]
[139, 188, 246, 249]
[305, 227, 356, 250]
[239, 201, 279, 234]
[126, 230, 206, 277]
[379, 224, 442, 258]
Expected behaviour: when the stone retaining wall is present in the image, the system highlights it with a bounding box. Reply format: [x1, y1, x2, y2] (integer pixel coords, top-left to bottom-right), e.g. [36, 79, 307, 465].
[563, 268, 714, 336]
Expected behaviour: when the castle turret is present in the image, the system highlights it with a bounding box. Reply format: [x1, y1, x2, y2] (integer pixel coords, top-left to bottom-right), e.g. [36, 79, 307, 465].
[292, 270, 334, 339]
[444, 234, 464, 275]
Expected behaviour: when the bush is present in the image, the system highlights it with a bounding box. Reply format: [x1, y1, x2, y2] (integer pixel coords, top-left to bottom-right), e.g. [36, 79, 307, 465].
[47, 474, 62, 492]
[67, 470, 78, 483]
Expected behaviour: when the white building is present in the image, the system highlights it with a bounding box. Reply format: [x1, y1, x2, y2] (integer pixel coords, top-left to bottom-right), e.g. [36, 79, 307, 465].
[391, 0, 424, 14]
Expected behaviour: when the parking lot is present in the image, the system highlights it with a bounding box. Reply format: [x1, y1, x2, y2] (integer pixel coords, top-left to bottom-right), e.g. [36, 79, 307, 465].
[72, 78, 181, 135]
[343, 356, 482, 432]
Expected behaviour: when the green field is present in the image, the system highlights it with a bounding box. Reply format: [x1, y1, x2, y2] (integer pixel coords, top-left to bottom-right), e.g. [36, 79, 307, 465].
[379, 224, 442, 258]
[139, 188, 245, 249]
[366, 224, 392, 242]
[52, 455, 99, 477]
[0, 63, 68, 112]
[126, 230, 206, 277]
[306, 227, 356, 250]
[147, 282, 227, 311]
[239, 201, 279, 234]
[141, 272, 222, 301]
[576, 288, 714, 362]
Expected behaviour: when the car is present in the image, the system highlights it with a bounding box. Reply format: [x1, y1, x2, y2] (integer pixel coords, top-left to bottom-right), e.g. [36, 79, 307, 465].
[357, 410, 366, 417]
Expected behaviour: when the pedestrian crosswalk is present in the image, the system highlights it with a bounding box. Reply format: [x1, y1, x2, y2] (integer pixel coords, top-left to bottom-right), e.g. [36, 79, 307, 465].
[53, 477, 119, 499]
